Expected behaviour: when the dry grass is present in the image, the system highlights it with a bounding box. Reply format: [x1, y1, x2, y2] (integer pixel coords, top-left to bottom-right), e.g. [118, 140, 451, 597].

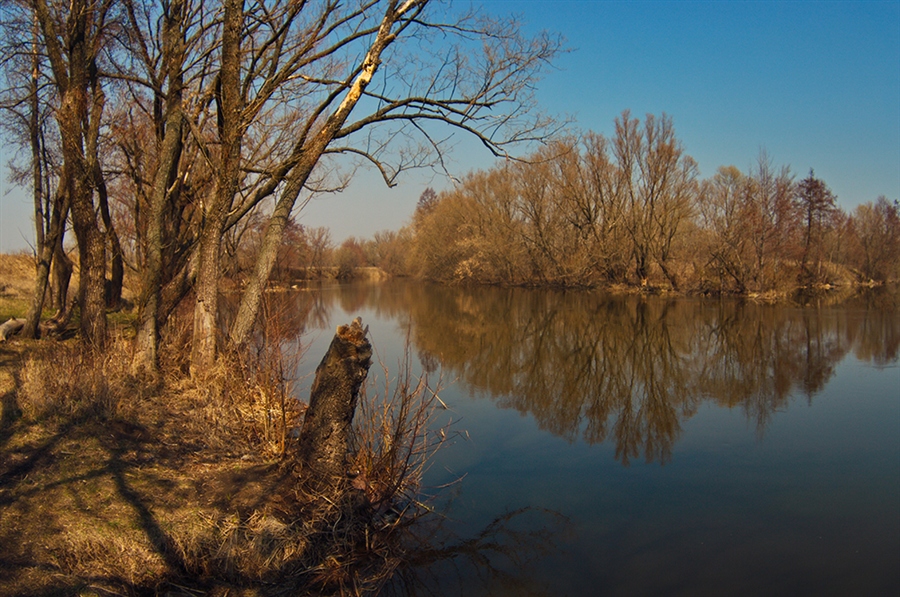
[0, 251, 34, 319]
[17, 336, 141, 421]
[0, 252, 454, 594]
[2, 308, 452, 595]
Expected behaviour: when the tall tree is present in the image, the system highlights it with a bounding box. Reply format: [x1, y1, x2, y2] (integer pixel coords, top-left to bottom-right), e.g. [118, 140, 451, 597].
[0, 3, 72, 337]
[698, 165, 753, 292]
[30, 0, 118, 347]
[614, 111, 697, 288]
[745, 152, 796, 291]
[848, 196, 900, 282]
[188, 0, 244, 372]
[794, 169, 837, 285]
[130, 0, 188, 374]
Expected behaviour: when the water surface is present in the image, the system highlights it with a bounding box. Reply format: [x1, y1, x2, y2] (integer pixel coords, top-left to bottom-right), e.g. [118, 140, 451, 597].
[284, 282, 899, 596]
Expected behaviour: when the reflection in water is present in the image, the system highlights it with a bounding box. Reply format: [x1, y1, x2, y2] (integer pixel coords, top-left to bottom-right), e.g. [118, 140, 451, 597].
[291, 282, 898, 466]
[385, 506, 569, 597]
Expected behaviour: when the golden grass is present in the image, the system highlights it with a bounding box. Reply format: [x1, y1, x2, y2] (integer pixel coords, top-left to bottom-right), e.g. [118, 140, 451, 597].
[2, 314, 451, 595]
[0, 251, 34, 319]
[17, 336, 140, 421]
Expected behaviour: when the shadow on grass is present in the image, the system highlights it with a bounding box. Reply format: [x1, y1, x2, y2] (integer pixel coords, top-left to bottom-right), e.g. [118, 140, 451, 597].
[0, 415, 569, 596]
[0, 391, 21, 450]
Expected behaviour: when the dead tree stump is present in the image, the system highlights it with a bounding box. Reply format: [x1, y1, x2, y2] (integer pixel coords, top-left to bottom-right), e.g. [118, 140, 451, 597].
[297, 317, 372, 486]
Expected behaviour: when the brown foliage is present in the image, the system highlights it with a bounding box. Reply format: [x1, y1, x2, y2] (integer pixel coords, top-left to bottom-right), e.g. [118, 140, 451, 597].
[847, 197, 900, 282]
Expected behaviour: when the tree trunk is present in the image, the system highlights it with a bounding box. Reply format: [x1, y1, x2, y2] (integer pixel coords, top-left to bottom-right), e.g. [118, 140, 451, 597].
[22, 246, 52, 339]
[189, 0, 243, 373]
[51, 238, 72, 312]
[133, 0, 185, 376]
[190, 221, 224, 374]
[96, 169, 124, 308]
[297, 317, 372, 486]
[23, 11, 48, 341]
[72, 204, 108, 348]
[23, 191, 70, 339]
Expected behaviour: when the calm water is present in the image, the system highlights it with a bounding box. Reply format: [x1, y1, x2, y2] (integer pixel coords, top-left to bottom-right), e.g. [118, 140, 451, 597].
[281, 281, 900, 596]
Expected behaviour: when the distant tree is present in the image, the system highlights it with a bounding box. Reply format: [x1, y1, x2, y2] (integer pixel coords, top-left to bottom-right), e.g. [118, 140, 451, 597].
[613, 111, 698, 288]
[410, 181, 483, 282]
[416, 187, 439, 217]
[306, 227, 333, 271]
[698, 165, 753, 292]
[745, 152, 797, 291]
[272, 220, 310, 282]
[409, 116, 700, 289]
[795, 170, 838, 285]
[369, 229, 412, 275]
[848, 197, 900, 282]
[334, 237, 367, 279]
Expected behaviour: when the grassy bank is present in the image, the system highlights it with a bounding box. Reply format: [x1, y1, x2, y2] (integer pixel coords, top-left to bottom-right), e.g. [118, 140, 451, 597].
[0, 255, 441, 596]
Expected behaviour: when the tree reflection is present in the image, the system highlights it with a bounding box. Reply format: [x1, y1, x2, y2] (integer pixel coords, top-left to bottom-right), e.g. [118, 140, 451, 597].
[282, 281, 898, 465]
[385, 506, 569, 597]
[396, 284, 896, 464]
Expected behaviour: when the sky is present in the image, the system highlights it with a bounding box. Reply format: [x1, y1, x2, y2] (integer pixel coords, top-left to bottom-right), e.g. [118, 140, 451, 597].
[1, 0, 898, 251]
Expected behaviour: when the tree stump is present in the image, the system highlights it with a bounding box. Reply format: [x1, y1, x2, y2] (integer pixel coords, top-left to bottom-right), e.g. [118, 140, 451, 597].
[297, 317, 372, 486]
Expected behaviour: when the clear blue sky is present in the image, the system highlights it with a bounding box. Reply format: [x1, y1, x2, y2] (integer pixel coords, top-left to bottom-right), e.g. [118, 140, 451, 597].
[2, 0, 898, 251]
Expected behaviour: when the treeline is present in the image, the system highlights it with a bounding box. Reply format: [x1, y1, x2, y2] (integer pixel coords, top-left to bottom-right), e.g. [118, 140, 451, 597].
[233, 222, 403, 282]
[368, 112, 900, 293]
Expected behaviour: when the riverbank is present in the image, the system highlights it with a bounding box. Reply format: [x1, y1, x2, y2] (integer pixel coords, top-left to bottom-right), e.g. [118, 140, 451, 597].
[0, 336, 425, 595]
[0, 255, 433, 595]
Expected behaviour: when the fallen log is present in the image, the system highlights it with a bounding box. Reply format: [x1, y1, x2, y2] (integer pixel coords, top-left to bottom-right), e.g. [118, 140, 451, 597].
[0, 318, 25, 342]
[297, 317, 372, 486]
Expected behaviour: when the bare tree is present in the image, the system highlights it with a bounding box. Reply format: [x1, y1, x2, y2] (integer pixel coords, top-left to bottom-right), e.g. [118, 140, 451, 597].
[698, 165, 753, 292]
[746, 151, 796, 291]
[27, 0, 122, 347]
[0, 2, 73, 337]
[795, 169, 837, 285]
[222, 0, 562, 356]
[848, 196, 900, 282]
[127, 0, 189, 374]
[614, 111, 697, 288]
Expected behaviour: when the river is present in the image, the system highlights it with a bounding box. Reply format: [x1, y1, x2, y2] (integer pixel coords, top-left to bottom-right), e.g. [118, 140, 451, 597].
[275, 281, 899, 596]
